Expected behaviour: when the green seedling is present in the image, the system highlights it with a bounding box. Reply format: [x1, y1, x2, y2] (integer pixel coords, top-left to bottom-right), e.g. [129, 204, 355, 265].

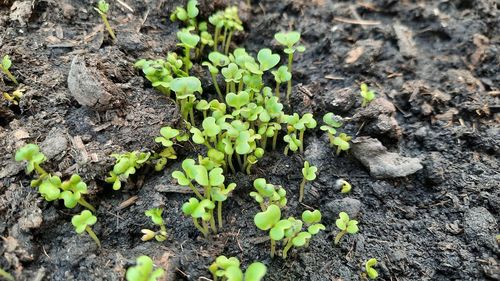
[170, 76, 202, 125]
[333, 133, 352, 155]
[126, 255, 165, 281]
[94, 0, 116, 41]
[364, 258, 379, 280]
[202, 51, 230, 100]
[283, 133, 301, 155]
[105, 151, 151, 190]
[209, 256, 267, 281]
[15, 143, 47, 175]
[320, 112, 343, 146]
[60, 174, 96, 212]
[172, 158, 203, 199]
[250, 178, 287, 211]
[299, 161, 317, 202]
[245, 147, 264, 174]
[274, 31, 305, 101]
[211, 182, 236, 228]
[3, 87, 24, 105]
[257, 48, 280, 72]
[336, 179, 352, 193]
[209, 7, 243, 54]
[1, 55, 18, 84]
[254, 204, 289, 257]
[72, 210, 100, 247]
[170, 0, 199, 27]
[154, 126, 184, 171]
[335, 211, 359, 245]
[0, 268, 14, 281]
[182, 198, 215, 237]
[222, 63, 244, 94]
[141, 208, 168, 242]
[284, 113, 316, 153]
[281, 209, 325, 258]
[177, 28, 200, 73]
[271, 66, 291, 100]
[360, 83, 375, 107]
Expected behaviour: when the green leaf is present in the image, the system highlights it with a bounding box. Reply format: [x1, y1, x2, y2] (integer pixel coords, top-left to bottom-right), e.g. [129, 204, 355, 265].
[59, 190, 80, 208]
[172, 171, 190, 186]
[186, 0, 199, 18]
[292, 231, 312, 247]
[170, 76, 202, 99]
[244, 262, 267, 281]
[145, 208, 164, 226]
[208, 52, 230, 67]
[336, 212, 349, 230]
[209, 167, 225, 187]
[71, 210, 97, 234]
[365, 258, 379, 279]
[274, 31, 301, 48]
[346, 220, 359, 234]
[202, 117, 221, 137]
[193, 165, 209, 187]
[226, 91, 249, 110]
[97, 0, 109, 14]
[125, 255, 165, 281]
[302, 209, 322, 224]
[190, 127, 206, 144]
[269, 219, 292, 240]
[272, 65, 291, 84]
[39, 175, 62, 201]
[257, 48, 280, 71]
[177, 30, 200, 49]
[254, 204, 281, 231]
[307, 223, 326, 235]
[2, 55, 12, 70]
[224, 265, 243, 281]
[302, 161, 318, 181]
[15, 143, 46, 174]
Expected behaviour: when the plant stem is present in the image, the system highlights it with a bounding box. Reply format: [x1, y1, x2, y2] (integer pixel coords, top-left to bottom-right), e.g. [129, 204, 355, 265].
[328, 134, 335, 147]
[336, 146, 341, 156]
[78, 198, 96, 213]
[261, 136, 267, 150]
[299, 130, 305, 153]
[227, 154, 236, 174]
[275, 82, 280, 100]
[184, 47, 191, 74]
[270, 238, 276, 258]
[299, 178, 307, 202]
[193, 218, 208, 237]
[85, 226, 101, 248]
[189, 107, 195, 127]
[188, 183, 203, 199]
[209, 209, 217, 233]
[236, 154, 243, 171]
[217, 201, 223, 229]
[34, 163, 48, 176]
[221, 27, 228, 52]
[284, 145, 289, 156]
[286, 53, 294, 102]
[259, 202, 266, 211]
[246, 163, 253, 174]
[282, 239, 294, 259]
[100, 14, 116, 41]
[224, 31, 234, 55]
[211, 73, 224, 101]
[272, 133, 278, 150]
[238, 80, 244, 92]
[334, 230, 347, 245]
[214, 26, 221, 51]
[1, 68, 18, 85]
[202, 219, 210, 236]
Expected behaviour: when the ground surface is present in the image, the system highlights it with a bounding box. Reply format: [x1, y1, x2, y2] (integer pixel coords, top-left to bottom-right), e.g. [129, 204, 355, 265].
[0, 0, 499, 280]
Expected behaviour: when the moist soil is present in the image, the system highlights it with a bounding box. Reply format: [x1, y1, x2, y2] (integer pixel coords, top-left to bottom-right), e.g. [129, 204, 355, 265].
[1, 0, 499, 280]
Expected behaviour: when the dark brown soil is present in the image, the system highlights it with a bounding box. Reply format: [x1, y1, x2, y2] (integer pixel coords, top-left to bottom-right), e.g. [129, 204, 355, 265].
[1, 0, 499, 280]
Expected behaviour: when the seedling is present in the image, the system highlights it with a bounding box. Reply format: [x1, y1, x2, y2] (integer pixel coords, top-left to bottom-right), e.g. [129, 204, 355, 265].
[209, 7, 243, 54]
[274, 31, 305, 101]
[364, 258, 379, 280]
[283, 133, 301, 155]
[250, 178, 287, 211]
[172, 158, 203, 199]
[320, 112, 343, 146]
[1, 55, 18, 84]
[360, 83, 375, 107]
[211, 182, 236, 228]
[15, 143, 47, 175]
[141, 208, 167, 242]
[170, 76, 202, 125]
[299, 161, 317, 202]
[177, 28, 200, 73]
[105, 151, 151, 190]
[254, 204, 289, 257]
[60, 174, 96, 212]
[182, 198, 215, 237]
[170, 0, 199, 27]
[336, 179, 352, 193]
[0, 268, 14, 281]
[2, 87, 24, 105]
[333, 133, 352, 155]
[209, 256, 267, 281]
[284, 113, 316, 153]
[271, 66, 291, 99]
[154, 126, 187, 171]
[202, 51, 230, 100]
[281, 209, 325, 258]
[94, 0, 116, 41]
[126, 255, 165, 281]
[335, 211, 359, 245]
[71, 210, 100, 247]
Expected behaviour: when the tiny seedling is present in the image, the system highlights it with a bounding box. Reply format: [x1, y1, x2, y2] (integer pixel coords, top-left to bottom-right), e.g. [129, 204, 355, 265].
[170, 76, 202, 125]
[209, 256, 267, 281]
[336, 179, 352, 193]
[281, 209, 325, 258]
[299, 161, 317, 202]
[15, 143, 47, 175]
[0, 268, 14, 281]
[250, 178, 287, 211]
[71, 210, 100, 247]
[1, 55, 18, 84]
[254, 204, 288, 257]
[2, 87, 24, 105]
[360, 83, 375, 107]
[105, 151, 151, 190]
[333, 133, 352, 155]
[94, 0, 116, 41]
[274, 31, 305, 101]
[320, 112, 343, 146]
[170, 0, 199, 27]
[126, 255, 165, 281]
[141, 208, 167, 242]
[182, 198, 215, 237]
[364, 258, 379, 280]
[177, 28, 200, 73]
[335, 211, 359, 245]
[271, 66, 291, 100]
[60, 174, 96, 212]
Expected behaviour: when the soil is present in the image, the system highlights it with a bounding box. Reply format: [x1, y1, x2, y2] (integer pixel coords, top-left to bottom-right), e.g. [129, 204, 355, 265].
[1, 0, 499, 280]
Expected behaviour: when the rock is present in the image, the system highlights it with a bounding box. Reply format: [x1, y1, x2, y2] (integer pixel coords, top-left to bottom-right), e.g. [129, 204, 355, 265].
[314, 87, 357, 114]
[343, 39, 383, 67]
[414, 126, 429, 141]
[351, 137, 423, 179]
[67, 56, 125, 111]
[353, 98, 396, 120]
[365, 114, 402, 139]
[324, 198, 362, 223]
[393, 23, 417, 58]
[464, 207, 498, 251]
[9, 1, 32, 26]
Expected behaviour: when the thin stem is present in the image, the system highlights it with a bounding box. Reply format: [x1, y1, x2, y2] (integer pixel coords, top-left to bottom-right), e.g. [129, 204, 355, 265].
[78, 198, 96, 213]
[236, 154, 243, 170]
[100, 14, 116, 41]
[217, 201, 223, 229]
[189, 107, 195, 127]
[261, 136, 267, 150]
[238, 80, 244, 92]
[221, 27, 228, 51]
[227, 154, 236, 174]
[282, 239, 294, 259]
[1, 68, 18, 84]
[334, 230, 347, 245]
[188, 183, 203, 199]
[336, 146, 341, 156]
[243, 154, 248, 171]
[259, 202, 266, 212]
[214, 26, 221, 51]
[272, 133, 278, 150]
[299, 130, 305, 153]
[209, 209, 217, 233]
[286, 53, 294, 102]
[270, 238, 276, 258]
[246, 163, 252, 175]
[184, 47, 191, 74]
[211, 73, 224, 101]
[231, 81, 236, 94]
[275, 82, 280, 100]
[224, 30, 234, 55]
[202, 219, 210, 236]
[85, 226, 101, 248]
[34, 163, 48, 176]
[299, 178, 306, 202]
[328, 134, 335, 147]
[284, 145, 289, 156]
[193, 218, 208, 237]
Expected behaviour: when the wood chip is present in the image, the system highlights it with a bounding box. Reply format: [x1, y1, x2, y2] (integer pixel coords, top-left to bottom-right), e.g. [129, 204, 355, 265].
[118, 195, 138, 210]
[333, 17, 381, 25]
[13, 129, 29, 140]
[345, 46, 364, 64]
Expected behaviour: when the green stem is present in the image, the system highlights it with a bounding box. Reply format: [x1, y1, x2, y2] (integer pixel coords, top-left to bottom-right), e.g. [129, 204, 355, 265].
[261, 136, 268, 150]
[34, 163, 48, 176]
[78, 198, 96, 213]
[275, 82, 280, 100]
[193, 218, 208, 237]
[224, 30, 234, 55]
[336, 146, 341, 156]
[1, 68, 18, 85]
[270, 238, 276, 258]
[272, 133, 278, 150]
[284, 145, 289, 156]
[282, 239, 294, 259]
[85, 226, 101, 248]
[211, 73, 224, 101]
[189, 107, 195, 127]
[334, 230, 347, 245]
[188, 183, 203, 199]
[221, 27, 228, 52]
[236, 154, 243, 171]
[299, 178, 306, 202]
[238, 80, 244, 92]
[100, 14, 116, 41]
[214, 26, 221, 51]
[328, 134, 335, 147]
[217, 201, 223, 229]
[243, 154, 248, 171]
[231, 81, 236, 94]
[246, 163, 253, 175]
[299, 130, 305, 153]
[259, 202, 266, 212]
[209, 209, 217, 233]
[184, 47, 191, 74]
[202, 219, 210, 236]
[227, 154, 236, 174]
[286, 53, 294, 102]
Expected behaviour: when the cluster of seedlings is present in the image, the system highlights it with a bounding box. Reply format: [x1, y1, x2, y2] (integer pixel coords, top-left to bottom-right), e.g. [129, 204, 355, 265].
[9, 1, 383, 280]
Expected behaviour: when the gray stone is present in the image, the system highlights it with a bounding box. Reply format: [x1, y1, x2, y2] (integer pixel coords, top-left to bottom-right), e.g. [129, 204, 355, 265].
[324, 198, 362, 223]
[351, 137, 423, 179]
[464, 207, 498, 251]
[315, 87, 358, 114]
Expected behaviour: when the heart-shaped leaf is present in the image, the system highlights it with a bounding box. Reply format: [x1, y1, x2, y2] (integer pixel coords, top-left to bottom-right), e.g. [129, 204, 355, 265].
[257, 48, 280, 71]
[254, 204, 281, 231]
[302, 209, 322, 224]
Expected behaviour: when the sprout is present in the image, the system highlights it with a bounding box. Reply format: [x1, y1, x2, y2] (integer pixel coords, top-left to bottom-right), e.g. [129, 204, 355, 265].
[336, 179, 352, 193]
[320, 113, 343, 146]
[170, 0, 199, 27]
[333, 133, 352, 155]
[257, 48, 280, 72]
[209, 256, 267, 281]
[38, 175, 61, 201]
[281, 209, 325, 258]
[126, 255, 165, 281]
[2, 87, 24, 105]
[202, 51, 230, 101]
[274, 31, 305, 101]
[1, 55, 18, 84]
[142, 208, 167, 242]
[15, 144, 46, 175]
[222, 63, 244, 94]
[365, 258, 379, 279]
[71, 210, 100, 247]
[60, 174, 96, 212]
[211, 182, 236, 228]
[299, 161, 317, 202]
[283, 133, 301, 155]
[254, 204, 289, 257]
[177, 28, 200, 73]
[170, 76, 202, 125]
[271, 66, 291, 100]
[182, 198, 215, 237]
[250, 178, 287, 211]
[105, 151, 151, 190]
[360, 83, 376, 107]
[172, 159, 203, 199]
[94, 0, 116, 41]
[334, 211, 359, 245]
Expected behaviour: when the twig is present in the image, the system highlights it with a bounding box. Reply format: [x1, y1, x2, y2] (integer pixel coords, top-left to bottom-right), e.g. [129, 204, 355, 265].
[333, 17, 380, 25]
[116, 0, 134, 12]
